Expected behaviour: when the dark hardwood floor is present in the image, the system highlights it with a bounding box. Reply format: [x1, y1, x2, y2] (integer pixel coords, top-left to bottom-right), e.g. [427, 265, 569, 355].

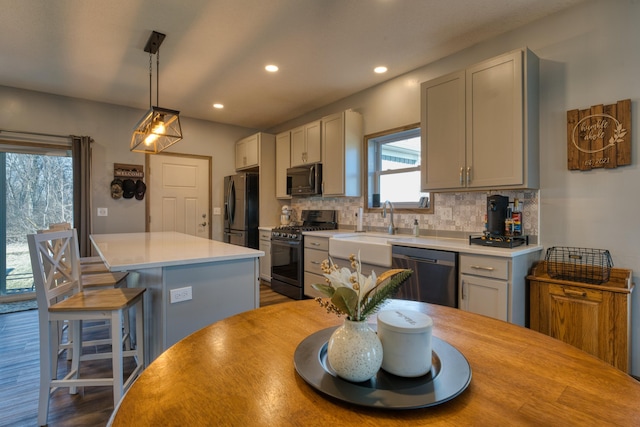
[0, 283, 293, 426]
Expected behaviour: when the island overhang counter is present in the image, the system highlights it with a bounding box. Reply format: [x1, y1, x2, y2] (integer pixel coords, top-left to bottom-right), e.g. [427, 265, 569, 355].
[90, 231, 264, 363]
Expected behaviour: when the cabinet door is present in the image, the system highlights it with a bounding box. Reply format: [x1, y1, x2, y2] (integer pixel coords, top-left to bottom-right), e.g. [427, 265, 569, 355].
[276, 132, 291, 198]
[321, 111, 363, 197]
[235, 140, 246, 170]
[290, 125, 306, 167]
[530, 279, 630, 372]
[304, 271, 326, 298]
[545, 284, 603, 359]
[235, 134, 259, 170]
[466, 50, 523, 188]
[421, 71, 466, 191]
[305, 120, 322, 164]
[259, 238, 271, 281]
[460, 274, 508, 321]
[321, 113, 344, 196]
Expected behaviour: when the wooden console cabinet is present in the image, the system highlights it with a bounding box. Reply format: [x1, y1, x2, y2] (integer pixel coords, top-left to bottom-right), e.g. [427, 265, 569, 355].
[528, 261, 633, 372]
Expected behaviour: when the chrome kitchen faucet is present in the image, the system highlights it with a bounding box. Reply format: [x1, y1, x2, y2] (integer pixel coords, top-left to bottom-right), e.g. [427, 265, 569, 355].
[382, 200, 395, 235]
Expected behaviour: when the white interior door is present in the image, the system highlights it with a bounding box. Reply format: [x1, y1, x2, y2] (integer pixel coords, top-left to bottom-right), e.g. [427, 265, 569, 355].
[148, 154, 211, 238]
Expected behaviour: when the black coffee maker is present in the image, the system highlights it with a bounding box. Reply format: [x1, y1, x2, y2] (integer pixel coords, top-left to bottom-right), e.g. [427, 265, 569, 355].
[487, 195, 509, 236]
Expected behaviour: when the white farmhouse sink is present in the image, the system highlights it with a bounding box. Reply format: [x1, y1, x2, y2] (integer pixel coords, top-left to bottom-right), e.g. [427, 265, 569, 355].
[329, 233, 393, 267]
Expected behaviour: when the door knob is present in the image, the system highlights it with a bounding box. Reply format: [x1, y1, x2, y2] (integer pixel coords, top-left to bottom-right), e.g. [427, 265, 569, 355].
[200, 222, 207, 227]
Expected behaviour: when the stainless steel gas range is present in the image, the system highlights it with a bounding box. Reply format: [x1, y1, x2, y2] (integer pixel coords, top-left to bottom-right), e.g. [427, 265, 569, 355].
[270, 210, 337, 300]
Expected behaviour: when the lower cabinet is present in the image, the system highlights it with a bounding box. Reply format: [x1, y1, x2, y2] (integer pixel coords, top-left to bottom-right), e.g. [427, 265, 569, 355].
[259, 229, 271, 282]
[528, 261, 633, 373]
[459, 254, 510, 322]
[459, 251, 541, 326]
[459, 274, 508, 321]
[304, 236, 329, 298]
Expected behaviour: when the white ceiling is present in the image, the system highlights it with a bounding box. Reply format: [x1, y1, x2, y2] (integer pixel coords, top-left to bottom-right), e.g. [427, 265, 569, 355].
[0, 0, 584, 130]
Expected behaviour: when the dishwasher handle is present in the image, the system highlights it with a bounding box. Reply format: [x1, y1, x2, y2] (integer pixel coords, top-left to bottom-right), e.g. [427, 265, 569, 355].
[393, 253, 456, 267]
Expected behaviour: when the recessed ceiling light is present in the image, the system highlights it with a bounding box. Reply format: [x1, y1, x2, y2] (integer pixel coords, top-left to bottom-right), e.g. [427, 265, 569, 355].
[265, 64, 279, 72]
[213, 103, 224, 109]
[374, 66, 388, 74]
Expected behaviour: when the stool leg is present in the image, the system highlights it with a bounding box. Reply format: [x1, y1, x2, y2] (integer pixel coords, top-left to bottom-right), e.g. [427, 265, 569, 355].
[111, 309, 124, 405]
[38, 320, 55, 426]
[135, 298, 145, 369]
[65, 320, 73, 361]
[123, 307, 131, 351]
[69, 319, 82, 395]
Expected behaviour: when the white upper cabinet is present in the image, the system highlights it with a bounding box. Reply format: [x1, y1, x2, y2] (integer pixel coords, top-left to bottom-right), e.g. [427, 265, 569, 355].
[291, 120, 321, 167]
[321, 110, 363, 197]
[421, 48, 539, 192]
[235, 133, 260, 170]
[275, 131, 291, 199]
[421, 71, 466, 190]
[233, 133, 279, 226]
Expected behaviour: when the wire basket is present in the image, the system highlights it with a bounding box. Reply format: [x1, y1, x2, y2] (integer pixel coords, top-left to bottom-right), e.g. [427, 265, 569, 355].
[544, 247, 613, 284]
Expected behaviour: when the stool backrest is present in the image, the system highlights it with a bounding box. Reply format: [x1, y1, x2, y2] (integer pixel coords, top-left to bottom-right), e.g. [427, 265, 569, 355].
[27, 229, 82, 310]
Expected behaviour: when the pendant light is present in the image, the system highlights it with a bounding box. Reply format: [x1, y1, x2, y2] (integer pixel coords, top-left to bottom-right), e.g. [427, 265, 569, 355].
[130, 31, 183, 154]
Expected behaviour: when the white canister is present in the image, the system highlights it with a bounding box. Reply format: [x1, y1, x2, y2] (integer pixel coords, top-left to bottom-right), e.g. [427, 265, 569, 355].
[377, 309, 433, 377]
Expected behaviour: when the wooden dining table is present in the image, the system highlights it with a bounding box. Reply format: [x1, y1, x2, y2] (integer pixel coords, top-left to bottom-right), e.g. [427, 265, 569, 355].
[109, 299, 640, 426]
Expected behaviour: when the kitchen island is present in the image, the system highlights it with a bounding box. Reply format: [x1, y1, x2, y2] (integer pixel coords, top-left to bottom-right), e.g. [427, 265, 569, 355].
[90, 231, 263, 363]
[109, 299, 640, 426]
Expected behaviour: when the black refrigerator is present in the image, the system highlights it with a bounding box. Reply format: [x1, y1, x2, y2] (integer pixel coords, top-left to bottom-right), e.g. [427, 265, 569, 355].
[223, 173, 259, 249]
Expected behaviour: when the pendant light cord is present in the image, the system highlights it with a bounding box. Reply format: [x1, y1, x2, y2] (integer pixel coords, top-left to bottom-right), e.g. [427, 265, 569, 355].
[156, 49, 160, 107]
[148, 52, 152, 109]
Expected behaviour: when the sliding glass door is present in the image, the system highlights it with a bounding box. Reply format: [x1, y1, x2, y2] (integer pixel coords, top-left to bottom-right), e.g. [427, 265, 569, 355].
[1, 144, 73, 301]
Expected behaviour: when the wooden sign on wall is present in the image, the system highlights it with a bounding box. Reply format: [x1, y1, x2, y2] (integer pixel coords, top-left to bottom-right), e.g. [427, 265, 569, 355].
[114, 163, 144, 179]
[567, 99, 631, 170]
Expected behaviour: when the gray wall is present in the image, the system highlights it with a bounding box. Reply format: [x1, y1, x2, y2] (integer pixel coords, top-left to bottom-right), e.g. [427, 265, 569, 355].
[0, 85, 255, 241]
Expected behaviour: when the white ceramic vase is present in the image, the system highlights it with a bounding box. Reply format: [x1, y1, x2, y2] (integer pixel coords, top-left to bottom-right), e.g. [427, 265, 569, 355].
[327, 319, 383, 382]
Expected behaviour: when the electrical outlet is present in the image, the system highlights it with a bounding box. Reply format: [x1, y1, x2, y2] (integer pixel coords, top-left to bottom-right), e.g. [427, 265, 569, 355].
[170, 286, 192, 303]
[97, 207, 108, 217]
[213, 207, 221, 215]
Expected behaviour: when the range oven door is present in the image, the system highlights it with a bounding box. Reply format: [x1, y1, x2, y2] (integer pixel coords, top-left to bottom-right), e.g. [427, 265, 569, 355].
[270, 238, 304, 299]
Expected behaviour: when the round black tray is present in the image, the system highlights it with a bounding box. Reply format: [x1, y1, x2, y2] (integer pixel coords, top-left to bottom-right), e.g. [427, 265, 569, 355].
[293, 326, 471, 409]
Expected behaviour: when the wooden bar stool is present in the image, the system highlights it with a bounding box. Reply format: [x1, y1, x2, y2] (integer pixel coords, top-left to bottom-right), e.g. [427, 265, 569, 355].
[27, 229, 145, 426]
[39, 226, 131, 358]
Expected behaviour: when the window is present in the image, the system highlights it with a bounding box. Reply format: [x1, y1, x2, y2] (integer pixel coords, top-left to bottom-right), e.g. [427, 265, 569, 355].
[364, 123, 432, 212]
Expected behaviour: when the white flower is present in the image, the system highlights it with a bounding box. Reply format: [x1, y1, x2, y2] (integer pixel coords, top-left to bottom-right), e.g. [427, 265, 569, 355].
[314, 251, 413, 321]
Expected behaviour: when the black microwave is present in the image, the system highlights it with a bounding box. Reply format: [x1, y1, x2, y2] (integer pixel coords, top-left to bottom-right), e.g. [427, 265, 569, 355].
[287, 164, 322, 196]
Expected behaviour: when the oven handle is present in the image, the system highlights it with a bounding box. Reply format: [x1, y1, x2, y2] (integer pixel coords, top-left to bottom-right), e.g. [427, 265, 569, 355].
[271, 239, 301, 247]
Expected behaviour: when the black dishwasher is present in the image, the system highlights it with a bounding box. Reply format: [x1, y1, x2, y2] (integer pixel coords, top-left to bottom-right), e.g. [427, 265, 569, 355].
[391, 245, 458, 308]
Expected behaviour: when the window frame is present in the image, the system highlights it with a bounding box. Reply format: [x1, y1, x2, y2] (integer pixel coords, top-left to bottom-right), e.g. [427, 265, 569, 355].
[363, 123, 434, 214]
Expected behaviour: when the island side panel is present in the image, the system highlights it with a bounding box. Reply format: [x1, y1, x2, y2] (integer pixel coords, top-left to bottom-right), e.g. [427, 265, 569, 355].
[162, 257, 260, 350]
[510, 250, 543, 327]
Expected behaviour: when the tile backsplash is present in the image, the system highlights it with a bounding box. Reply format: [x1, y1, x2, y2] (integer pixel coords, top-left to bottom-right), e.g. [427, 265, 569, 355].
[289, 190, 539, 239]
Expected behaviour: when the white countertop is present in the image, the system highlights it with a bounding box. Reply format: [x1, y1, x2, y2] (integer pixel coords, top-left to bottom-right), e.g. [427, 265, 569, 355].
[91, 232, 264, 271]
[303, 230, 543, 258]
